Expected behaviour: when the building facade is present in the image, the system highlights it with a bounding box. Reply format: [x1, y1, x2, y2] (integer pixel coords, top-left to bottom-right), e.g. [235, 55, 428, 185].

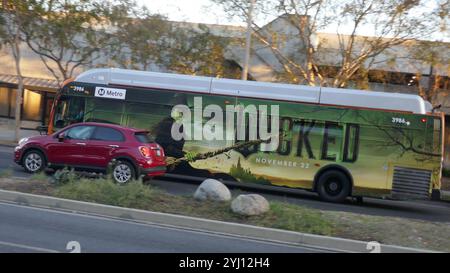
[0, 74, 57, 129]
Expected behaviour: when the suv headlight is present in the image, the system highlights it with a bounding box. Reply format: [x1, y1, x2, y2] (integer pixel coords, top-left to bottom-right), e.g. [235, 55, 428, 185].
[18, 137, 29, 145]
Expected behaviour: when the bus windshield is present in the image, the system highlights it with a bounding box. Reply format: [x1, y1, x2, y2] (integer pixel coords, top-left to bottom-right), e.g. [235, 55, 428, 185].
[53, 95, 86, 129]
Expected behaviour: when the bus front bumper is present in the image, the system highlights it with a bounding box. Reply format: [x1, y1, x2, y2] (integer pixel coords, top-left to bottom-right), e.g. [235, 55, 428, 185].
[431, 189, 441, 201]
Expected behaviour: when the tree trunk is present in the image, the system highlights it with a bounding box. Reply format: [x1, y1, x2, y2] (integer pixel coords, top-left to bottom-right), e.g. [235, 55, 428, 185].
[306, 46, 315, 86]
[241, 0, 255, 80]
[13, 34, 23, 143]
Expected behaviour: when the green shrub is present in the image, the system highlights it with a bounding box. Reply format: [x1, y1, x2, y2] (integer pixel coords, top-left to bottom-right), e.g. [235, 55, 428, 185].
[268, 202, 334, 235]
[51, 168, 79, 185]
[53, 178, 161, 210]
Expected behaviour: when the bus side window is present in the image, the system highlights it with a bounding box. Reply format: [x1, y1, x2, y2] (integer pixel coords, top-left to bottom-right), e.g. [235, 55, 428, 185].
[321, 122, 343, 162]
[343, 124, 360, 163]
[85, 98, 122, 124]
[433, 117, 442, 154]
[423, 117, 442, 155]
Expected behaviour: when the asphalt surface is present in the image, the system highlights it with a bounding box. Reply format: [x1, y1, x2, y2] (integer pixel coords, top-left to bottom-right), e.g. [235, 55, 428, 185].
[0, 202, 323, 253]
[1, 145, 450, 223]
[0, 146, 29, 179]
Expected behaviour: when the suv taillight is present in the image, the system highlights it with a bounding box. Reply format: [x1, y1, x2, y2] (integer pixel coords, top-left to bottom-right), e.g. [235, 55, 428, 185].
[139, 145, 164, 158]
[139, 146, 152, 157]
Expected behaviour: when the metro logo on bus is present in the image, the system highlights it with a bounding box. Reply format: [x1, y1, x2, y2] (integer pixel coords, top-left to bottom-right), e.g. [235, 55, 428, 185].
[95, 87, 127, 100]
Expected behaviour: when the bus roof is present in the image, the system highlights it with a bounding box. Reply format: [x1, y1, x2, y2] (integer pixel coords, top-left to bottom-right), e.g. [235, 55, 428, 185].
[75, 68, 433, 114]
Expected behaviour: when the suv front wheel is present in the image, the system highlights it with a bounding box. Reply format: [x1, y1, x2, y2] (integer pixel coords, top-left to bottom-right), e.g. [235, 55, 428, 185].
[23, 150, 46, 173]
[111, 160, 135, 184]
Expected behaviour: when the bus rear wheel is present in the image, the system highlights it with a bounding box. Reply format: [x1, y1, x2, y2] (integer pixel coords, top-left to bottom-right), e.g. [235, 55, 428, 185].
[316, 170, 351, 203]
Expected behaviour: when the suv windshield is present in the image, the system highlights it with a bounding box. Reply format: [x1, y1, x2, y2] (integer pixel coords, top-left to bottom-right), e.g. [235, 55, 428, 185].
[135, 132, 154, 143]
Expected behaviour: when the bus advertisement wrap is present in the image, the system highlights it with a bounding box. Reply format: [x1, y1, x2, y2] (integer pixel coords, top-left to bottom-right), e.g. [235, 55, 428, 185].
[50, 69, 443, 202]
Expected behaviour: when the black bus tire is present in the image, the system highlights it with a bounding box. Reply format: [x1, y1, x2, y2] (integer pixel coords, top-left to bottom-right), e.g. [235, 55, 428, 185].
[316, 170, 351, 203]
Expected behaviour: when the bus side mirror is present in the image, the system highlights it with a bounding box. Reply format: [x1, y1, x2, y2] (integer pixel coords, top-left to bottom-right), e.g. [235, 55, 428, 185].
[58, 133, 65, 142]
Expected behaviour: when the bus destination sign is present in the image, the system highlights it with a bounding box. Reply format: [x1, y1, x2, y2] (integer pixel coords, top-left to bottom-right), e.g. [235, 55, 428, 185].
[94, 87, 127, 100]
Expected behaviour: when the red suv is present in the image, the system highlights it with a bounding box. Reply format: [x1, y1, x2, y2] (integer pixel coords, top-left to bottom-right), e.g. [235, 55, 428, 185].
[14, 122, 166, 183]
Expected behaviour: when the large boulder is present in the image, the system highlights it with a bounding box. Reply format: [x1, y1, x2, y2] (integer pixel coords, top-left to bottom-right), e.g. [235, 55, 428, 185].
[231, 194, 270, 216]
[194, 179, 231, 201]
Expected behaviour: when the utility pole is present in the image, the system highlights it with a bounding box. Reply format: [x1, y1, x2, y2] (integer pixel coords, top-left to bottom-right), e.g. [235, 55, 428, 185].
[13, 24, 23, 143]
[427, 64, 434, 101]
[241, 0, 255, 80]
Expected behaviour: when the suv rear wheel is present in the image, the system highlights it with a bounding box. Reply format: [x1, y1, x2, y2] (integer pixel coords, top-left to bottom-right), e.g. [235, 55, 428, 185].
[23, 150, 46, 173]
[111, 160, 135, 184]
[316, 170, 351, 203]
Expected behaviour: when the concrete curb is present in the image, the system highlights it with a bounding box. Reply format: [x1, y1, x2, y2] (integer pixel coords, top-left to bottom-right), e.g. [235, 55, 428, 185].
[0, 189, 437, 253]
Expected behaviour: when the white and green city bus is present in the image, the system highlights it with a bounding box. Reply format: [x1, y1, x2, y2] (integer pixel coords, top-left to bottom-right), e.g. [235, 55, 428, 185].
[48, 68, 444, 202]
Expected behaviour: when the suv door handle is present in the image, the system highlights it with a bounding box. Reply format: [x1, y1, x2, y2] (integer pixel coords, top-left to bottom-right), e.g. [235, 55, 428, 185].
[108, 145, 119, 148]
[76, 142, 86, 146]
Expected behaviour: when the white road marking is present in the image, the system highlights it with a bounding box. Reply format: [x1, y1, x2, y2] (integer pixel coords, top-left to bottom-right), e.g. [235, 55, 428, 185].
[0, 240, 59, 253]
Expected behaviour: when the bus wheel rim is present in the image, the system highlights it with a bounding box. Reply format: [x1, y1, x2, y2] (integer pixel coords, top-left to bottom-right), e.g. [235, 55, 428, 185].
[113, 164, 131, 183]
[25, 153, 42, 172]
[325, 179, 342, 196]
[329, 182, 338, 191]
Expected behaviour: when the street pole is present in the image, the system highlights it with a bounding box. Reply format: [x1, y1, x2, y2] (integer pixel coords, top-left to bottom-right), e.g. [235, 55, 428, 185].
[241, 0, 255, 81]
[427, 64, 434, 101]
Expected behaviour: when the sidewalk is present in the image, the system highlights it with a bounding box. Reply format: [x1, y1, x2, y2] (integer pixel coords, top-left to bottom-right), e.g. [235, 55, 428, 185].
[0, 126, 41, 146]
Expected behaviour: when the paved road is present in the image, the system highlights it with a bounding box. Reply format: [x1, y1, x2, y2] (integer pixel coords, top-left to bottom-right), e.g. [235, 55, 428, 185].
[0, 202, 322, 253]
[2, 145, 450, 223]
[0, 146, 29, 179]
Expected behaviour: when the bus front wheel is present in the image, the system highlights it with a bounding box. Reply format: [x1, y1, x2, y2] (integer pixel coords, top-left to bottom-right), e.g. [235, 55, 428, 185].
[316, 170, 351, 203]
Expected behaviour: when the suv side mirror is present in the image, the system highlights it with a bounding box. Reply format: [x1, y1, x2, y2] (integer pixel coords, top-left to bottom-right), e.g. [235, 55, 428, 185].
[58, 133, 65, 142]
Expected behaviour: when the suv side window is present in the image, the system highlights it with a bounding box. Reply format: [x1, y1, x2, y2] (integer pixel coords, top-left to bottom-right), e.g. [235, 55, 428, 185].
[91, 126, 125, 142]
[65, 126, 95, 140]
[134, 132, 154, 143]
